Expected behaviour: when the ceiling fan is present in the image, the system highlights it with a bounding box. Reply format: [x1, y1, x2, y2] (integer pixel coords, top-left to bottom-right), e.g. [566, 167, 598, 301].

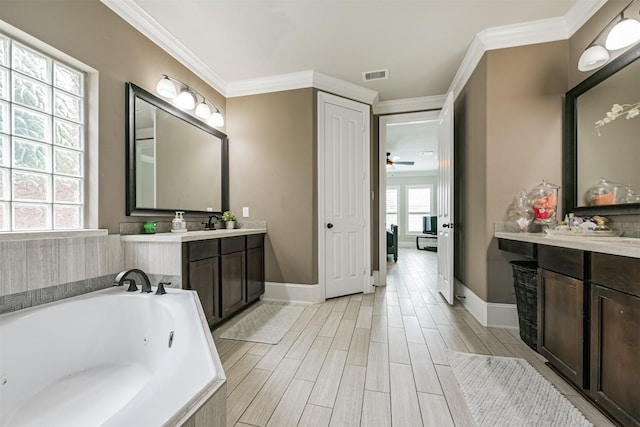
[386, 152, 414, 167]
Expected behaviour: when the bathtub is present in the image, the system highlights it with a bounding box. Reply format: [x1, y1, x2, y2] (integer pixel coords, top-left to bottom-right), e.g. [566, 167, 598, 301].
[0, 286, 225, 426]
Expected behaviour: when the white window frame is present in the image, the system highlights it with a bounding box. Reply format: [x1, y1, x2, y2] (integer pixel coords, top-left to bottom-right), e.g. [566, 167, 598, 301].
[385, 185, 399, 230]
[405, 184, 433, 236]
[0, 21, 98, 237]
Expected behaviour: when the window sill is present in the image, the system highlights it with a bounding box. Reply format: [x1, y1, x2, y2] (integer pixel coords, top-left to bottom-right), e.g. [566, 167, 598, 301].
[0, 229, 108, 242]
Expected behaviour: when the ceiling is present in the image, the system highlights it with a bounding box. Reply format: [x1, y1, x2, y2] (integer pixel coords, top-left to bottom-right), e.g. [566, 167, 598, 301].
[386, 120, 439, 174]
[123, 0, 585, 101]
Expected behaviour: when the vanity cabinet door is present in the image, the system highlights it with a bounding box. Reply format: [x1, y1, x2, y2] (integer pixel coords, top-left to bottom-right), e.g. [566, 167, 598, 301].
[591, 285, 640, 427]
[537, 268, 587, 388]
[221, 250, 246, 317]
[188, 256, 219, 326]
[246, 246, 264, 302]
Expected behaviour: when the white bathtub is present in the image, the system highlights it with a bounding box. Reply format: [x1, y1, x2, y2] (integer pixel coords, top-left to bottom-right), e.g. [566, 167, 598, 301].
[0, 286, 225, 426]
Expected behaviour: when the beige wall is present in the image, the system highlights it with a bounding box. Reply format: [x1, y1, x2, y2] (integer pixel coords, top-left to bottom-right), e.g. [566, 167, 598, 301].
[226, 89, 317, 284]
[1, 0, 226, 234]
[456, 42, 568, 304]
[454, 55, 488, 300]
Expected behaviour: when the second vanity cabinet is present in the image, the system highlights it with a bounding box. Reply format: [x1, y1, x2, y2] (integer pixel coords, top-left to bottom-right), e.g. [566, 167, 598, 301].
[537, 245, 587, 389]
[499, 234, 640, 426]
[589, 253, 640, 426]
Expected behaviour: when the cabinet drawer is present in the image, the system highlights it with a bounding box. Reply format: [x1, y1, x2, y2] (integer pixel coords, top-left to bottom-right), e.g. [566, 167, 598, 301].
[189, 239, 220, 261]
[498, 238, 536, 258]
[538, 245, 584, 280]
[591, 253, 640, 297]
[247, 233, 265, 249]
[221, 236, 246, 254]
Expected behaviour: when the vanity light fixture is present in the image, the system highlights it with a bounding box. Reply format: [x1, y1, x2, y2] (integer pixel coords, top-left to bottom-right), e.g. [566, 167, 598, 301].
[578, 0, 640, 71]
[155, 74, 224, 126]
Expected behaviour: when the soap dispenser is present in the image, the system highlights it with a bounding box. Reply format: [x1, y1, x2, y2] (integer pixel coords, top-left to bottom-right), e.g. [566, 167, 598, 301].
[171, 211, 187, 233]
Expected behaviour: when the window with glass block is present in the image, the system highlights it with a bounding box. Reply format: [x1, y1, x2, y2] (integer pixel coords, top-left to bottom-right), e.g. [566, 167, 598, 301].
[0, 33, 85, 231]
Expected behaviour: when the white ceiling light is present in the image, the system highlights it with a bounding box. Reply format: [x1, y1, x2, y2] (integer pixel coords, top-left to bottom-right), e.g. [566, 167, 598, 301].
[195, 101, 212, 119]
[156, 75, 177, 98]
[577, 1, 640, 71]
[209, 109, 224, 127]
[578, 45, 610, 71]
[176, 89, 196, 110]
[155, 75, 223, 125]
[605, 17, 640, 50]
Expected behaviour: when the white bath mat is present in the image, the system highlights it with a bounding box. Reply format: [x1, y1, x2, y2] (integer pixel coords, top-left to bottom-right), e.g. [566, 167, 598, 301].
[219, 303, 305, 344]
[448, 351, 592, 427]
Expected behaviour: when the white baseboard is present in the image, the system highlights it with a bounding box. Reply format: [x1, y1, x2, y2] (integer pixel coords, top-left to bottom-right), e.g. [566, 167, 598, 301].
[263, 282, 324, 304]
[454, 281, 519, 329]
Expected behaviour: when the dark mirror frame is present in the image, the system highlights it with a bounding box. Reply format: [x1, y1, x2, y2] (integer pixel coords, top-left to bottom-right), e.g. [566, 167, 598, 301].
[125, 82, 229, 216]
[564, 43, 640, 216]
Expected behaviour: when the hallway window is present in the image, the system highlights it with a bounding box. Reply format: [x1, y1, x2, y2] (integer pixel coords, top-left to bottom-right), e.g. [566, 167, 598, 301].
[386, 186, 398, 227]
[0, 33, 85, 231]
[406, 185, 432, 233]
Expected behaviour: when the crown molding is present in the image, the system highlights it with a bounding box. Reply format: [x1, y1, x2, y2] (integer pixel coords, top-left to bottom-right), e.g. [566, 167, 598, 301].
[102, 0, 605, 107]
[226, 70, 378, 105]
[374, 95, 446, 115]
[100, 0, 227, 96]
[312, 72, 379, 105]
[448, 0, 605, 99]
[565, 0, 607, 36]
[226, 71, 315, 98]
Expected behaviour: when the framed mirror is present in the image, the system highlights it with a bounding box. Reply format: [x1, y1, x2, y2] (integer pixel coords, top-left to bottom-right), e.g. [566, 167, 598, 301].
[564, 43, 640, 216]
[126, 82, 229, 216]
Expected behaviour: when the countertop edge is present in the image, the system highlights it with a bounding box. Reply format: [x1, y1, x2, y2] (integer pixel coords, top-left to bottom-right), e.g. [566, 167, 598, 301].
[495, 231, 640, 258]
[120, 228, 267, 243]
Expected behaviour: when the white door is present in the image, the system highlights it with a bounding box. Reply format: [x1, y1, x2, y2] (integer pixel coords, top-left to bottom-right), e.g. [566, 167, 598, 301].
[437, 92, 455, 305]
[318, 92, 371, 299]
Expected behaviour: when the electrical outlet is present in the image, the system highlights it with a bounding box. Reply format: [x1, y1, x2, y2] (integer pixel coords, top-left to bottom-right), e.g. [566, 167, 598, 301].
[242, 207, 249, 218]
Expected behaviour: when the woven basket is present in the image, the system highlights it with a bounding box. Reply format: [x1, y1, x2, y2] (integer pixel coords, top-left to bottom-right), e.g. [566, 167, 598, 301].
[510, 261, 538, 350]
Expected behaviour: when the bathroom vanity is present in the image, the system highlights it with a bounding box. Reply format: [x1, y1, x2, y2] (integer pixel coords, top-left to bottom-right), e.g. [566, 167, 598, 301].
[497, 232, 640, 426]
[121, 229, 266, 327]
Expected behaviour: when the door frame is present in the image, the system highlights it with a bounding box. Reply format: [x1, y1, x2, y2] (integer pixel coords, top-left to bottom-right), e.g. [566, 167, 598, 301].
[318, 91, 372, 299]
[378, 111, 440, 286]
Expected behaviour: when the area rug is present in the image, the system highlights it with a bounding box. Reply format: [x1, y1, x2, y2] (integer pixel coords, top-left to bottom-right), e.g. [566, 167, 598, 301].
[219, 303, 305, 344]
[448, 351, 592, 427]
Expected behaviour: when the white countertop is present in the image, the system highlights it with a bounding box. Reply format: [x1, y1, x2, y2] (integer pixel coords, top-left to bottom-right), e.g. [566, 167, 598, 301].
[120, 228, 266, 243]
[495, 231, 640, 259]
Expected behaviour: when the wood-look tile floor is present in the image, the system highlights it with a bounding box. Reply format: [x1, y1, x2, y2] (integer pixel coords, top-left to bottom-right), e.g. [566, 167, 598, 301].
[214, 248, 614, 427]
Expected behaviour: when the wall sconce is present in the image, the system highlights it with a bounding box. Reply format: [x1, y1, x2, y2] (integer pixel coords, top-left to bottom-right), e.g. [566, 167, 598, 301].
[155, 75, 224, 127]
[578, 0, 640, 71]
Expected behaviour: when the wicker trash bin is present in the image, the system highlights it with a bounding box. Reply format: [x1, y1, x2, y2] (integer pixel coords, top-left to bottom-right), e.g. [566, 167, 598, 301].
[510, 261, 538, 350]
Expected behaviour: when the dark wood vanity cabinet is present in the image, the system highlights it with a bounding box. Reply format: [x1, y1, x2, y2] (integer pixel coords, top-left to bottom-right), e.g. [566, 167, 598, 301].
[183, 233, 266, 327]
[590, 253, 640, 427]
[246, 234, 265, 302]
[186, 239, 221, 326]
[537, 245, 588, 388]
[221, 236, 246, 318]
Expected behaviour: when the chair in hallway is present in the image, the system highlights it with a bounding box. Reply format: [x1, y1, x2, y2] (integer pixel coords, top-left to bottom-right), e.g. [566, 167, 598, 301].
[386, 224, 398, 262]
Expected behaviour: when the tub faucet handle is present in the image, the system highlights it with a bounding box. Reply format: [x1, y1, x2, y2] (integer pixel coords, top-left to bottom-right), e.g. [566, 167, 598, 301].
[156, 282, 169, 295]
[125, 279, 138, 292]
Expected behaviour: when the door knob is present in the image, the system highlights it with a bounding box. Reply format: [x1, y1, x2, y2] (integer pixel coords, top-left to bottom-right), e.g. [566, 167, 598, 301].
[327, 223, 334, 229]
[443, 223, 453, 228]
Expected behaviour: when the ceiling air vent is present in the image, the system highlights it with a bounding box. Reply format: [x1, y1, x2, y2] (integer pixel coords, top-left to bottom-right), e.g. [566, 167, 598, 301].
[362, 69, 388, 82]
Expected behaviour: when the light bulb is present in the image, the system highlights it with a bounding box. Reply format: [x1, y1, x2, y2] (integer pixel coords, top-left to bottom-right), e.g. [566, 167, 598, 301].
[195, 101, 212, 119]
[209, 110, 224, 127]
[176, 90, 196, 110]
[605, 18, 640, 50]
[156, 76, 176, 98]
[578, 45, 609, 71]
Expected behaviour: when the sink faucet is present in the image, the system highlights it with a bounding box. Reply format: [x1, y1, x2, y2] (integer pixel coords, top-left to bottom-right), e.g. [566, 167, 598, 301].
[114, 268, 153, 293]
[202, 214, 220, 230]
